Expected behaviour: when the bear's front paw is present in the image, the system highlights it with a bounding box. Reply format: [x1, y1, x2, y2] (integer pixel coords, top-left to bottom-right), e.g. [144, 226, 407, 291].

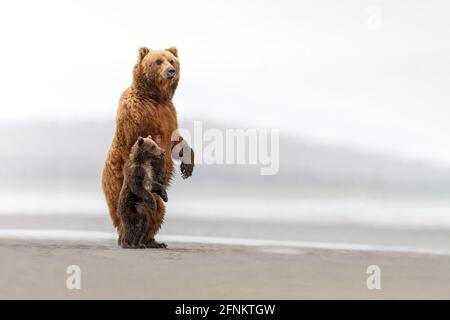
[180, 162, 194, 179]
[160, 189, 168, 202]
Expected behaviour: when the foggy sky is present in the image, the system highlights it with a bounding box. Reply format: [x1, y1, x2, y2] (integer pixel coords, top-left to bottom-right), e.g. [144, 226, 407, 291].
[0, 0, 449, 166]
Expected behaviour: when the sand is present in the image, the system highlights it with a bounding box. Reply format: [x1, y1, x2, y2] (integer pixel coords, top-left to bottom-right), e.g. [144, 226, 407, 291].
[1, 238, 450, 299]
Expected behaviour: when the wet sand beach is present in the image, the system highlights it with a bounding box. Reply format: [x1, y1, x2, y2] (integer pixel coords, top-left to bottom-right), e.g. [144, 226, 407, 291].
[1, 237, 450, 299]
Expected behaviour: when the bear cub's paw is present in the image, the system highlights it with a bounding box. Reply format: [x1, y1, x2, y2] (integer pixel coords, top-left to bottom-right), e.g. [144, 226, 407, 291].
[160, 188, 168, 202]
[144, 240, 168, 249]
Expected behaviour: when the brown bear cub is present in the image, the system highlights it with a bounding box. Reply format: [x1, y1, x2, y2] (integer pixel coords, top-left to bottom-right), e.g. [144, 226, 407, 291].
[117, 135, 168, 248]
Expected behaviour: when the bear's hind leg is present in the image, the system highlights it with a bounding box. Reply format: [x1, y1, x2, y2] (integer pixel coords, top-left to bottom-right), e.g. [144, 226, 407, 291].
[137, 213, 150, 248]
[102, 161, 125, 241]
[121, 220, 140, 249]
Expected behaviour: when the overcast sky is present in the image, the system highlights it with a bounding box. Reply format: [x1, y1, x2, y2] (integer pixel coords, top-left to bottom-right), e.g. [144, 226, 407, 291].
[0, 0, 449, 166]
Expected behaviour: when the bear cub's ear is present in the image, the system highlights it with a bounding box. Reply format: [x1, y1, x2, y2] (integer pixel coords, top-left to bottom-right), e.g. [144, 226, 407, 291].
[165, 46, 178, 58]
[137, 136, 144, 146]
[138, 47, 150, 61]
[154, 135, 162, 145]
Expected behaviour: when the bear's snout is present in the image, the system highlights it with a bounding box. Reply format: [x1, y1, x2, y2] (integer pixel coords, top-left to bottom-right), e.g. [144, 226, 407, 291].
[166, 67, 176, 79]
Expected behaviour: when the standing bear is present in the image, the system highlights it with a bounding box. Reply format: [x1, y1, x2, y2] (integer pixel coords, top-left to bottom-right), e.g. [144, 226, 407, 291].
[102, 46, 194, 248]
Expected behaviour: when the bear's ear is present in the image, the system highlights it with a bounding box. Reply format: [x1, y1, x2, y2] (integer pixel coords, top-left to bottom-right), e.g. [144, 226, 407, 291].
[165, 46, 178, 58]
[138, 47, 150, 61]
[147, 135, 152, 139]
[137, 136, 144, 146]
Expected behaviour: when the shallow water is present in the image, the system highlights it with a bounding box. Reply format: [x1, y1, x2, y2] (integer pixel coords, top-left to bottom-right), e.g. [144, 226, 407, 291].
[1, 190, 450, 229]
[1, 191, 450, 255]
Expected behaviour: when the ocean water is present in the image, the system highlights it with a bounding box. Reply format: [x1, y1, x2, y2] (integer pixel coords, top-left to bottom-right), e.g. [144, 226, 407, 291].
[1, 188, 450, 255]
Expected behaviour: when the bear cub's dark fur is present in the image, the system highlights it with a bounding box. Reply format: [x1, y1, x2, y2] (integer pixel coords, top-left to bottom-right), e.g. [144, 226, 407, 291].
[117, 135, 168, 248]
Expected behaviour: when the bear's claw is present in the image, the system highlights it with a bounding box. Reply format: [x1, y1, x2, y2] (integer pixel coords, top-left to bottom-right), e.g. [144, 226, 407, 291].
[180, 162, 194, 179]
[160, 189, 168, 202]
[144, 240, 168, 249]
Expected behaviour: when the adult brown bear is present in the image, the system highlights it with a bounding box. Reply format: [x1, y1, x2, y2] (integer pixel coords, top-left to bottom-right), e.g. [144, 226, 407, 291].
[102, 46, 194, 248]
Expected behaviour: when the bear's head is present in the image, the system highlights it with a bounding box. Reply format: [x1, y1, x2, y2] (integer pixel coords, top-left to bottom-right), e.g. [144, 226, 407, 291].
[130, 135, 165, 163]
[132, 46, 180, 101]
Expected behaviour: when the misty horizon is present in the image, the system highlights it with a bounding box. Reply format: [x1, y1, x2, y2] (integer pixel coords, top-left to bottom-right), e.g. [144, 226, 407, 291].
[1, 0, 450, 167]
[1, 118, 449, 200]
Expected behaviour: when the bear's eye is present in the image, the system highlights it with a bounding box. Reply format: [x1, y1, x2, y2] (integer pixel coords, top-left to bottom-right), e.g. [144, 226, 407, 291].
[155, 59, 163, 65]
[169, 59, 174, 64]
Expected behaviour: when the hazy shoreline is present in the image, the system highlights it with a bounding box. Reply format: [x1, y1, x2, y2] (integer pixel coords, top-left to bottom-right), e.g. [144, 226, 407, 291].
[2, 213, 450, 253]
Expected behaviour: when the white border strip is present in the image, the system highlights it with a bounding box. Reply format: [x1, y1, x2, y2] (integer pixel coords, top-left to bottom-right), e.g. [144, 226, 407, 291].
[0, 229, 449, 256]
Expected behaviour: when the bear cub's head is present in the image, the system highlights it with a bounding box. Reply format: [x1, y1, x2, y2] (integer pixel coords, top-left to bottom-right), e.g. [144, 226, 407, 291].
[130, 135, 165, 163]
[133, 46, 179, 100]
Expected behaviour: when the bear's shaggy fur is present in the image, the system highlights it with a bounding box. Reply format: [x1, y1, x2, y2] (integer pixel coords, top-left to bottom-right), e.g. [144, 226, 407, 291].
[102, 46, 194, 248]
[118, 136, 168, 248]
